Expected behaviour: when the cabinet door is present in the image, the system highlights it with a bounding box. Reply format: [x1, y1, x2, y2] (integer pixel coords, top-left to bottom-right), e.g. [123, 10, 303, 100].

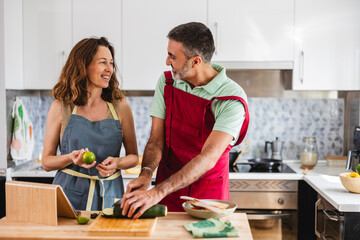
[23, 0, 72, 89]
[208, 0, 294, 63]
[4, 0, 23, 89]
[293, 0, 360, 90]
[122, 0, 207, 90]
[73, 0, 122, 77]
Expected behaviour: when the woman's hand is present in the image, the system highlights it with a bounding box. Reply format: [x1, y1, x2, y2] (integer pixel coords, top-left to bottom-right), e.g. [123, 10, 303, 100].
[96, 156, 117, 177]
[71, 148, 96, 169]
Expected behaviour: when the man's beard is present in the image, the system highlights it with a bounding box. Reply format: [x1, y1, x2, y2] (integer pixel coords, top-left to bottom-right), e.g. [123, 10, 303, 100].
[173, 61, 191, 80]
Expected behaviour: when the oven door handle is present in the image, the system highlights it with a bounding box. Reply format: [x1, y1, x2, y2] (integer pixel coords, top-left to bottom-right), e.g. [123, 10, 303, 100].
[246, 213, 291, 220]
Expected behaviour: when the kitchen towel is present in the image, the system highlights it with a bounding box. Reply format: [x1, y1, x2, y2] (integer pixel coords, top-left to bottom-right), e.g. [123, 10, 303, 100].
[184, 218, 239, 238]
[10, 98, 34, 160]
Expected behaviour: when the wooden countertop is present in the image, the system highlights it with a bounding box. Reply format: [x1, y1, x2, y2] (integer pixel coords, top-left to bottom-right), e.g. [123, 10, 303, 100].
[0, 212, 253, 240]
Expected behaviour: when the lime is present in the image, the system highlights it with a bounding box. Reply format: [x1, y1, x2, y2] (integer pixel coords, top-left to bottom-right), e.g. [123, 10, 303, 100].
[76, 216, 90, 224]
[82, 151, 96, 164]
[357, 164, 360, 174]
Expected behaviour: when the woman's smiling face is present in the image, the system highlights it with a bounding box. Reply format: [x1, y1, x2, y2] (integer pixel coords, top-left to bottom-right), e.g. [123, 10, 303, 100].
[86, 46, 114, 89]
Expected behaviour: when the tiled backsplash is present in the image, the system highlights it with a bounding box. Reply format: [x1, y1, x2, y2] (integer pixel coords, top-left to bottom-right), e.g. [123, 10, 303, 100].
[6, 95, 344, 161]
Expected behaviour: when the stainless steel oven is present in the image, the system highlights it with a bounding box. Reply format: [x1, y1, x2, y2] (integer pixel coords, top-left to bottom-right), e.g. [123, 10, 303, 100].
[229, 178, 298, 240]
[230, 161, 298, 240]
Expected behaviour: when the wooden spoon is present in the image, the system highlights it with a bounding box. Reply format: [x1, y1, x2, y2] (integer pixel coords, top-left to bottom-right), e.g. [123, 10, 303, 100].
[180, 196, 228, 213]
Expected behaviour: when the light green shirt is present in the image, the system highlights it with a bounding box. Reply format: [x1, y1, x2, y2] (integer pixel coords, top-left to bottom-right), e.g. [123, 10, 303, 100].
[149, 63, 247, 145]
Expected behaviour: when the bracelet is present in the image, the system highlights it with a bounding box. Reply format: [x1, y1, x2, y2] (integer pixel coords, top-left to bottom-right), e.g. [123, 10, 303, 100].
[141, 167, 153, 174]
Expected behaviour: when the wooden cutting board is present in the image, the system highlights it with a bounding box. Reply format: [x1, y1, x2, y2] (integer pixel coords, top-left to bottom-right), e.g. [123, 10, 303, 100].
[87, 215, 157, 236]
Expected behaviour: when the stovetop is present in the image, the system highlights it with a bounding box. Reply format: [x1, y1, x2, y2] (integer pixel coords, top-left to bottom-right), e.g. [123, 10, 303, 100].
[230, 163, 296, 173]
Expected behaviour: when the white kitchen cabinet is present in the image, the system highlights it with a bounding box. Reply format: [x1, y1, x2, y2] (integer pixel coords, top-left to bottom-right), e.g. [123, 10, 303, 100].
[72, 0, 122, 77]
[4, 0, 23, 89]
[121, 0, 207, 90]
[293, 0, 360, 90]
[23, 0, 72, 89]
[208, 0, 294, 67]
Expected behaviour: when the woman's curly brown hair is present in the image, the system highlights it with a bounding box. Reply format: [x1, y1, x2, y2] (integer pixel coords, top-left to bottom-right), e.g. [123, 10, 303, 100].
[51, 37, 124, 105]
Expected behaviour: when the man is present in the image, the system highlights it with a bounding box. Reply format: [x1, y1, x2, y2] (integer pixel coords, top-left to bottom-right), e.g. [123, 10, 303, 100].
[121, 22, 249, 218]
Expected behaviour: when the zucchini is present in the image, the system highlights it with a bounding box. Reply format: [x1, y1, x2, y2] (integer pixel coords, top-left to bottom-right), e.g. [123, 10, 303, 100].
[101, 208, 114, 218]
[113, 204, 167, 219]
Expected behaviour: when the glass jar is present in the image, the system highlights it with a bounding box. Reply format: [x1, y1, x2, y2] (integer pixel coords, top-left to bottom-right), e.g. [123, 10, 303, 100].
[300, 137, 318, 167]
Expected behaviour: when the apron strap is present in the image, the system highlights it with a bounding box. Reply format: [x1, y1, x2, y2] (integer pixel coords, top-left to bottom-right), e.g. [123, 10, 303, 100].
[107, 102, 119, 120]
[72, 102, 119, 120]
[163, 71, 174, 160]
[210, 96, 250, 146]
[61, 168, 121, 210]
[72, 105, 77, 114]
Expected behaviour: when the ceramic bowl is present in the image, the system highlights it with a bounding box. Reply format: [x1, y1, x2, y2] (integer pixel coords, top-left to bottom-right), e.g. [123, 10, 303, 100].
[182, 199, 237, 219]
[339, 172, 360, 193]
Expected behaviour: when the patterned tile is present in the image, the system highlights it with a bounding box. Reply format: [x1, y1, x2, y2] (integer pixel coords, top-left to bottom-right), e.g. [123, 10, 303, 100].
[7, 96, 344, 161]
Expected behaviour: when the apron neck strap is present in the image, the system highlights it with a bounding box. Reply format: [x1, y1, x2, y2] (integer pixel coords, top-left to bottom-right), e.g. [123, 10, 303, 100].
[107, 102, 119, 120]
[71, 102, 118, 120]
[164, 71, 174, 84]
[72, 105, 77, 114]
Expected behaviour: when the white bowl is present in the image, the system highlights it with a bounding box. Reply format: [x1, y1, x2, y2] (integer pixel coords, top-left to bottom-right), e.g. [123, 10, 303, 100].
[339, 172, 360, 193]
[182, 199, 237, 219]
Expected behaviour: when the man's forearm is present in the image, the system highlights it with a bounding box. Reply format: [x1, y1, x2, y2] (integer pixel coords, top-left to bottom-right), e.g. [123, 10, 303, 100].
[154, 153, 215, 197]
[140, 137, 163, 177]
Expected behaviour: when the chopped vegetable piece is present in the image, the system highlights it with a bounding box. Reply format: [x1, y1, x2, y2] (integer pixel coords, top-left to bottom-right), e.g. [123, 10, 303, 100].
[101, 208, 114, 218]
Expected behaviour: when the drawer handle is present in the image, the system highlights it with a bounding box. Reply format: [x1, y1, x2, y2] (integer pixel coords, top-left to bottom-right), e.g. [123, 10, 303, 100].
[323, 210, 344, 222]
[277, 198, 284, 205]
[315, 198, 325, 238]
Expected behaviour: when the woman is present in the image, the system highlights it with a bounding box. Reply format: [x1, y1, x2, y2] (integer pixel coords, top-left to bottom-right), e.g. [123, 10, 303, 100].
[42, 37, 138, 211]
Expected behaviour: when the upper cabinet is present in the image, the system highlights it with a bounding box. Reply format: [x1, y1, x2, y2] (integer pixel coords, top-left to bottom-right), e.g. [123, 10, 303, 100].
[72, 0, 122, 78]
[4, 0, 23, 89]
[208, 0, 294, 68]
[4, 0, 360, 90]
[293, 0, 360, 90]
[121, 0, 207, 90]
[23, 0, 72, 89]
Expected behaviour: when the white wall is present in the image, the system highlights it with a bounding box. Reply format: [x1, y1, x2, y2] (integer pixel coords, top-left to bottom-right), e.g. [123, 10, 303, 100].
[0, 0, 7, 174]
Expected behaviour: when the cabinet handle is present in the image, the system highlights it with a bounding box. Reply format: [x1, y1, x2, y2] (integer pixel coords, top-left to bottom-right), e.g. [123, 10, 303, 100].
[322, 235, 336, 240]
[214, 22, 218, 55]
[299, 51, 304, 84]
[323, 209, 344, 222]
[315, 198, 325, 238]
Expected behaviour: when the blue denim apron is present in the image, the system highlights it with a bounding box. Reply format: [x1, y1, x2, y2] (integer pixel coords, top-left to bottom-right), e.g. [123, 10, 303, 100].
[53, 102, 123, 211]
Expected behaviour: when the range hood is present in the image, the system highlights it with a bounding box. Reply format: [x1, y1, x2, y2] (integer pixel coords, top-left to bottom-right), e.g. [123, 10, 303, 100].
[213, 61, 293, 70]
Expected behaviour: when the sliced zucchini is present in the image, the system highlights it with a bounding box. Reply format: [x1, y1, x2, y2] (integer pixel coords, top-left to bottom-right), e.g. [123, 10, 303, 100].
[101, 208, 114, 218]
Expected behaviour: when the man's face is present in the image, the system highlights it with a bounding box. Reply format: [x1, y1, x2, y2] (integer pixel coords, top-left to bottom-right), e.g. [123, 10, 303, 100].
[166, 39, 192, 80]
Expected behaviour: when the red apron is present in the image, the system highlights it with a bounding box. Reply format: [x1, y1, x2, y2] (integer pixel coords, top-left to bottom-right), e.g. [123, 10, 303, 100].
[155, 71, 249, 211]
